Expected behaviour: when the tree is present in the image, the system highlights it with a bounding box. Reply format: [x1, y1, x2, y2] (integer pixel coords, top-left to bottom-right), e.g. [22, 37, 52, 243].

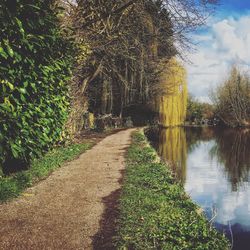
[186, 95, 203, 123]
[154, 58, 188, 127]
[61, 0, 218, 131]
[211, 66, 250, 127]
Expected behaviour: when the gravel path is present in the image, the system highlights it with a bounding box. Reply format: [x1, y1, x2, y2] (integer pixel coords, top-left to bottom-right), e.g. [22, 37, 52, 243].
[0, 128, 136, 250]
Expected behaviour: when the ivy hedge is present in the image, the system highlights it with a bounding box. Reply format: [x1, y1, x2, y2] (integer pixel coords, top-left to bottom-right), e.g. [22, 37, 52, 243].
[0, 0, 74, 173]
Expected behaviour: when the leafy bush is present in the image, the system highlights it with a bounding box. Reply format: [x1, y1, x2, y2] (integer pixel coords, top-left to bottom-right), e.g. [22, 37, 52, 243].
[0, 0, 74, 170]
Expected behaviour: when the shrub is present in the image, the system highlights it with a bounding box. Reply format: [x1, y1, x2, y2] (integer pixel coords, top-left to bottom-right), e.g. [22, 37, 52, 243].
[0, 0, 74, 171]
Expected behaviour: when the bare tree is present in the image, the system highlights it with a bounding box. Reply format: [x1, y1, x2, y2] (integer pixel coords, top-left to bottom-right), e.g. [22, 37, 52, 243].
[212, 66, 250, 127]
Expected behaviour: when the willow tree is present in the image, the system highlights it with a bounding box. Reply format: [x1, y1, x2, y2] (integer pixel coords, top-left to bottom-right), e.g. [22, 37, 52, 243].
[153, 58, 188, 127]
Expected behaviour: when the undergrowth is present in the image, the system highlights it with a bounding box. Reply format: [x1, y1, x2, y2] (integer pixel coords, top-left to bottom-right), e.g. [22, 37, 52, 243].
[115, 131, 229, 250]
[0, 142, 90, 202]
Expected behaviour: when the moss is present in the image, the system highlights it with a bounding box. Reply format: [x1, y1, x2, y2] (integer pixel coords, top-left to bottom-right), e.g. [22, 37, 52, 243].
[115, 131, 230, 250]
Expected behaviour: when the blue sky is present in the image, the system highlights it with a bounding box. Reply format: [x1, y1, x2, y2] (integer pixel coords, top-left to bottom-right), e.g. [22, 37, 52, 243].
[186, 0, 250, 102]
[220, 0, 250, 12]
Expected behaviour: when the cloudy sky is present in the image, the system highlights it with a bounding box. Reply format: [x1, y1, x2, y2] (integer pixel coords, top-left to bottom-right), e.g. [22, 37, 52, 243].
[186, 0, 250, 103]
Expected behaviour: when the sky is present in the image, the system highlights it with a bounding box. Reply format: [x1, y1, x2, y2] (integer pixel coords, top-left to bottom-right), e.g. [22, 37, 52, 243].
[185, 0, 250, 103]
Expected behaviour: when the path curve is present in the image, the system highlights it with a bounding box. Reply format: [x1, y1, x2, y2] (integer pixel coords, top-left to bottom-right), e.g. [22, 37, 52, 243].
[0, 128, 136, 250]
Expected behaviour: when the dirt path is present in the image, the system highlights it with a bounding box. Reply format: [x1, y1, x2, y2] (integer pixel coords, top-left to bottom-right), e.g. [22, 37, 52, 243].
[0, 128, 136, 250]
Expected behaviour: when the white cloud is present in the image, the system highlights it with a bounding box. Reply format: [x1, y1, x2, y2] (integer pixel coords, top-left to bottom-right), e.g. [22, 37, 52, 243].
[185, 15, 250, 102]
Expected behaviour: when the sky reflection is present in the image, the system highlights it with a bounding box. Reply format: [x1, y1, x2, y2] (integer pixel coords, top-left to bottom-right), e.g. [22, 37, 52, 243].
[157, 127, 250, 249]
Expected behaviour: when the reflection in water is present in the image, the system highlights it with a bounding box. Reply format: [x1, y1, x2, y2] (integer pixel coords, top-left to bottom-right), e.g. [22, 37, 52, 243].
[211, 128, 250, 191]
[157, 127, 250, 250]
[158, 127, 187, 182]
[185, 127, 215, 152]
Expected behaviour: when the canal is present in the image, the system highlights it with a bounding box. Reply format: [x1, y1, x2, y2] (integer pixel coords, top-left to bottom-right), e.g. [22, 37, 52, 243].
[152, 127, 250, 250]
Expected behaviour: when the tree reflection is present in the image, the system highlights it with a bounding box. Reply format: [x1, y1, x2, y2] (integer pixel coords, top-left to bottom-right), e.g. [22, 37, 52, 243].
[185, 127, 203, 152]
[210, 128, 250, 191]
[157, 126, 250, 190]
[158, 127, 187, 182]
[185, 127, 215, 152]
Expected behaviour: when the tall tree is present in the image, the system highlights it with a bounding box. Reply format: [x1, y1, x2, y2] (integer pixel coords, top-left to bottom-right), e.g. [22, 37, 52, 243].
[62, 0, 218, 131]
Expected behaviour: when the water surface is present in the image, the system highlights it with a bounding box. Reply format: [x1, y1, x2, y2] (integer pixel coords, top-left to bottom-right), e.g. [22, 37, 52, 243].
[156, 127, 250, 250]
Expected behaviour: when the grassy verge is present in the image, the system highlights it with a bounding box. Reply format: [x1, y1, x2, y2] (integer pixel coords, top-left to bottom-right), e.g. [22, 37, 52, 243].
[115, 131, 229, 250]
[0, 143, 91, 202]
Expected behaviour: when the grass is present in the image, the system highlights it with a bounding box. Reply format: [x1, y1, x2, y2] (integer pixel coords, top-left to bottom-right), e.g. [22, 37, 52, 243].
[0, 142, 91, 202]
[115, 131, 230, 250]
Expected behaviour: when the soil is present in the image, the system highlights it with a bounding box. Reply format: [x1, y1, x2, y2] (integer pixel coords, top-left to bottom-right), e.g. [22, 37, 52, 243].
[0, 128, 136, 250]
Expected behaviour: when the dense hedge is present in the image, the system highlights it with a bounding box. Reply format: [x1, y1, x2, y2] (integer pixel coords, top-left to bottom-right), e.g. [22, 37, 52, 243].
[0, 0, 74, 172]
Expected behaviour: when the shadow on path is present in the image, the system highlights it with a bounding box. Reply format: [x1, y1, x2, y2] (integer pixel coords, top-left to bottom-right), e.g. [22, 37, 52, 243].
[92, 170, 125, 250]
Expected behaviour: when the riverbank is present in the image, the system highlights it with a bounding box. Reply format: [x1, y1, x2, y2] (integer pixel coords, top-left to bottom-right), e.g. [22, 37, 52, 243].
[115, 131, 230, 249]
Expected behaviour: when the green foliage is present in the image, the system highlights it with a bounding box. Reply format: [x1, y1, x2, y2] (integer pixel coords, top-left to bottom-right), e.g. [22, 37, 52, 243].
[0, 0, 74, 170]
[115, 131, 230, 249]
[186, 95, 214, 124]
[0, 142, 91, 202]
[186, 95, 203, 123]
